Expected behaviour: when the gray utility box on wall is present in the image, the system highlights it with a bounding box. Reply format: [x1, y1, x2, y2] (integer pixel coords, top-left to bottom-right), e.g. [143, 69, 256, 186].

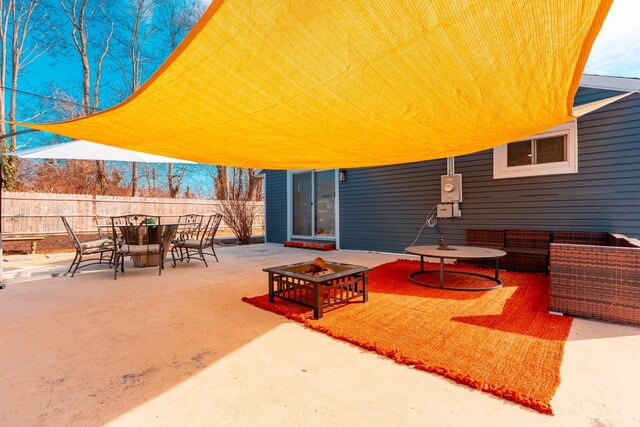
[437, 202, 461, 218]
[441, 174, 462, 203]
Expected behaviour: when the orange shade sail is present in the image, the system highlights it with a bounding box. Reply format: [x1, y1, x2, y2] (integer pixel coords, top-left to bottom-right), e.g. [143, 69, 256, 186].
[20, 0, 612, 169]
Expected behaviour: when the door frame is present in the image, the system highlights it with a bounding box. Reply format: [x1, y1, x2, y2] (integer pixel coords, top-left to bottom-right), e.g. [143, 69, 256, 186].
[286, 169, 340, 248]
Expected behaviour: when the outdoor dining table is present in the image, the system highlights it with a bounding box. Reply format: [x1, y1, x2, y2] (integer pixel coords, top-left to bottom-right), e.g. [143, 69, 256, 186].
[117, 221, 198, 268]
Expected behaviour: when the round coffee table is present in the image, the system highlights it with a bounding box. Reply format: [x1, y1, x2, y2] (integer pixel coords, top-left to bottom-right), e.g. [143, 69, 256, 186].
[404, 245, 506, 291]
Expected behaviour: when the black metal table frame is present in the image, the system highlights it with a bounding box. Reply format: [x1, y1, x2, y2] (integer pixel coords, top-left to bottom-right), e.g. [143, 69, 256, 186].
[408, 255, 503, 292]
[115, 221, 198, 268]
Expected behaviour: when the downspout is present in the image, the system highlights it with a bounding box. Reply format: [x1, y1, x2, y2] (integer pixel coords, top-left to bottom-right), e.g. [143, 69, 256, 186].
[447, 157, 455, 175]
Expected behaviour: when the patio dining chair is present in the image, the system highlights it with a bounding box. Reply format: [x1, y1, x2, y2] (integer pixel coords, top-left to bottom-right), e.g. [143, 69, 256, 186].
[176, 214, 204, 238]
[96, 216, 115, 240]
[61, 216, 115, 277]
[111, 214, 163, 279]
[171, 213, 222, 267]
[172, 213, 205, 260]
[95, 216, 116, 265]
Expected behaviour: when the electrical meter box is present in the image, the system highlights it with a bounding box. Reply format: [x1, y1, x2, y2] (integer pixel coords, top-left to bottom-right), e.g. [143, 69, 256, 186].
[441, 174, 462, 203]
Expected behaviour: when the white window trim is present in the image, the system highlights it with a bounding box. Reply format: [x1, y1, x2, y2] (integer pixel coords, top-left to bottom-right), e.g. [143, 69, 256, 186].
[493, 121, 578, 179]
[262, 174, 267, 243]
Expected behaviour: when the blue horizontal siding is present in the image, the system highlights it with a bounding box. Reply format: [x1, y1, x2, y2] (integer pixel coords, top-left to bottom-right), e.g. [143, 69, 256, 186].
[340, 89, 640, 253]
[262, 88, 640, 253]
[573, 87, 624, 106]
[264, 170, 287, 243]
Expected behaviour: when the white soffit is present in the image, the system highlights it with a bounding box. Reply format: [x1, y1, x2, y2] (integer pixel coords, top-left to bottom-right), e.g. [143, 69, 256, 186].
[573, 92, 635, 117]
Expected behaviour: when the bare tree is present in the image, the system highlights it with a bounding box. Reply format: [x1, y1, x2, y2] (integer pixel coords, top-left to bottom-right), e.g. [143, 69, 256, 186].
[110, 0, 157, 196]
[157, 0, 205, 197]
[16, 156, 128, 195]
[167, 162, 192, 197]
[50, 86, 83, 119]
[219, 191, 257, 245]
[56, 0, 114, 194]
[142, 162, 159, 194]
[0, 1, 11, 149]
[212, 167, 262, 201]
[57, 0, 112, 114]
[214, 166, 229, 200]
[246, 168, 262, 201]
[158, 0, 205, 50]
[1, 0, 51, 189]
[211, 167, 263, 244]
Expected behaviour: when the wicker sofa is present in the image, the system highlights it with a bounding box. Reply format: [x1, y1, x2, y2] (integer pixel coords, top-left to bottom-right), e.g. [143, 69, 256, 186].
[502, 230, 551, 273]
[466, 228, 551, 273]
[549, 235, 640, 327]
[465, 229, 637, 272]
[466, 228, 640, 326]
[466, 229, 505, 269]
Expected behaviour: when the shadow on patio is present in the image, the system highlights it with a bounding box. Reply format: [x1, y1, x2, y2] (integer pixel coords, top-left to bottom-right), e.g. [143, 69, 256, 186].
[0, 246, 299, 425]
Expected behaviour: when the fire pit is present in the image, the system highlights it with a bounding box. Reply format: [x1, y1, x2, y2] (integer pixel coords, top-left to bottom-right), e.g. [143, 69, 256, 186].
[263, 259, 370, 319]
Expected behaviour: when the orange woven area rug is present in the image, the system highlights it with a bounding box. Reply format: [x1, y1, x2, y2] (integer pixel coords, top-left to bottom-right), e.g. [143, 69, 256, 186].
[243, 260, 573, 414]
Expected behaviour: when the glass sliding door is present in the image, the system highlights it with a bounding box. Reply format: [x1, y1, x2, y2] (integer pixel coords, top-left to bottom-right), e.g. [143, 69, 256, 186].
[291, 170, 336, 238]
[292, 172, 312, 236]
[314, 170, 335, 236]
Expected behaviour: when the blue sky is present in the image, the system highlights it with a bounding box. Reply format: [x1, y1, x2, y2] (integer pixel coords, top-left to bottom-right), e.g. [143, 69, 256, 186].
[9, 0, 637, 196]
[15, 0, 640, 147]
[584, 0, 640, 77]
[21, 1, 180, 119]
[22, 0, 638, 109]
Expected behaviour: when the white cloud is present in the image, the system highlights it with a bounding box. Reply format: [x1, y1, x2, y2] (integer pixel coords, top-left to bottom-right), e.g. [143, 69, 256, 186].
[585, 0, 640, 77]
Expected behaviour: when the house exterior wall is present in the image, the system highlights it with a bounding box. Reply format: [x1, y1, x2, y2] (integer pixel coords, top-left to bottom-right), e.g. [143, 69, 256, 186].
[264, 88, 640, 252]
[263, 170, 288, 243]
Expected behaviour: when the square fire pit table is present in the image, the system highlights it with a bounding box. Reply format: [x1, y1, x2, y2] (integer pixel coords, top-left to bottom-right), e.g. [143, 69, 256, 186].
[263, 260, 371, 319]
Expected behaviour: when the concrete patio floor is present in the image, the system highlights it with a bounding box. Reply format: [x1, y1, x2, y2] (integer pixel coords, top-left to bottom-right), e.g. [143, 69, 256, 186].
[0, 244, 638, 426]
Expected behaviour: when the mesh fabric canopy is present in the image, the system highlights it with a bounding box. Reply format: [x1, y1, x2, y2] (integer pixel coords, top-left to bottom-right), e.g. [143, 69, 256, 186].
[20, 0, 612, 169]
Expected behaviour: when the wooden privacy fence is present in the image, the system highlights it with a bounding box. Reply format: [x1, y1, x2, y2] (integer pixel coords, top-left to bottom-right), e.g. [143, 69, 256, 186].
[1, 192, 264, 235]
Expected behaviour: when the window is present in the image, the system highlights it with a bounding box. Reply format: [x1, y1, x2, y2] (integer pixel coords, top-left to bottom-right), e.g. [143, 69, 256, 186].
[493, 121, 578, 179]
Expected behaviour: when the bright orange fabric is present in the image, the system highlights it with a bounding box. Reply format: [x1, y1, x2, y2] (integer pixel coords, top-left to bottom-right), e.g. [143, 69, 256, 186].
[244, 260, 573, 414]
[21, 1, 612, 168]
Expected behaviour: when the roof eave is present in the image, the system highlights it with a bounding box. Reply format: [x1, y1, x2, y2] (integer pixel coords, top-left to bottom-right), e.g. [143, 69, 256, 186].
[580, 74, 640, 92]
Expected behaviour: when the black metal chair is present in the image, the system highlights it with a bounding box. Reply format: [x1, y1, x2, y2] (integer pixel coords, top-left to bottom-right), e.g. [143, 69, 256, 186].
[111, 214, 163, 279]
[171, 214, 222, 267]
[172, 214, 205, 261]
[61, 216, 115, 277]
[176, 214, 204, 238]
[95, 216, 116, 265]
[96, 216, 115, 240]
